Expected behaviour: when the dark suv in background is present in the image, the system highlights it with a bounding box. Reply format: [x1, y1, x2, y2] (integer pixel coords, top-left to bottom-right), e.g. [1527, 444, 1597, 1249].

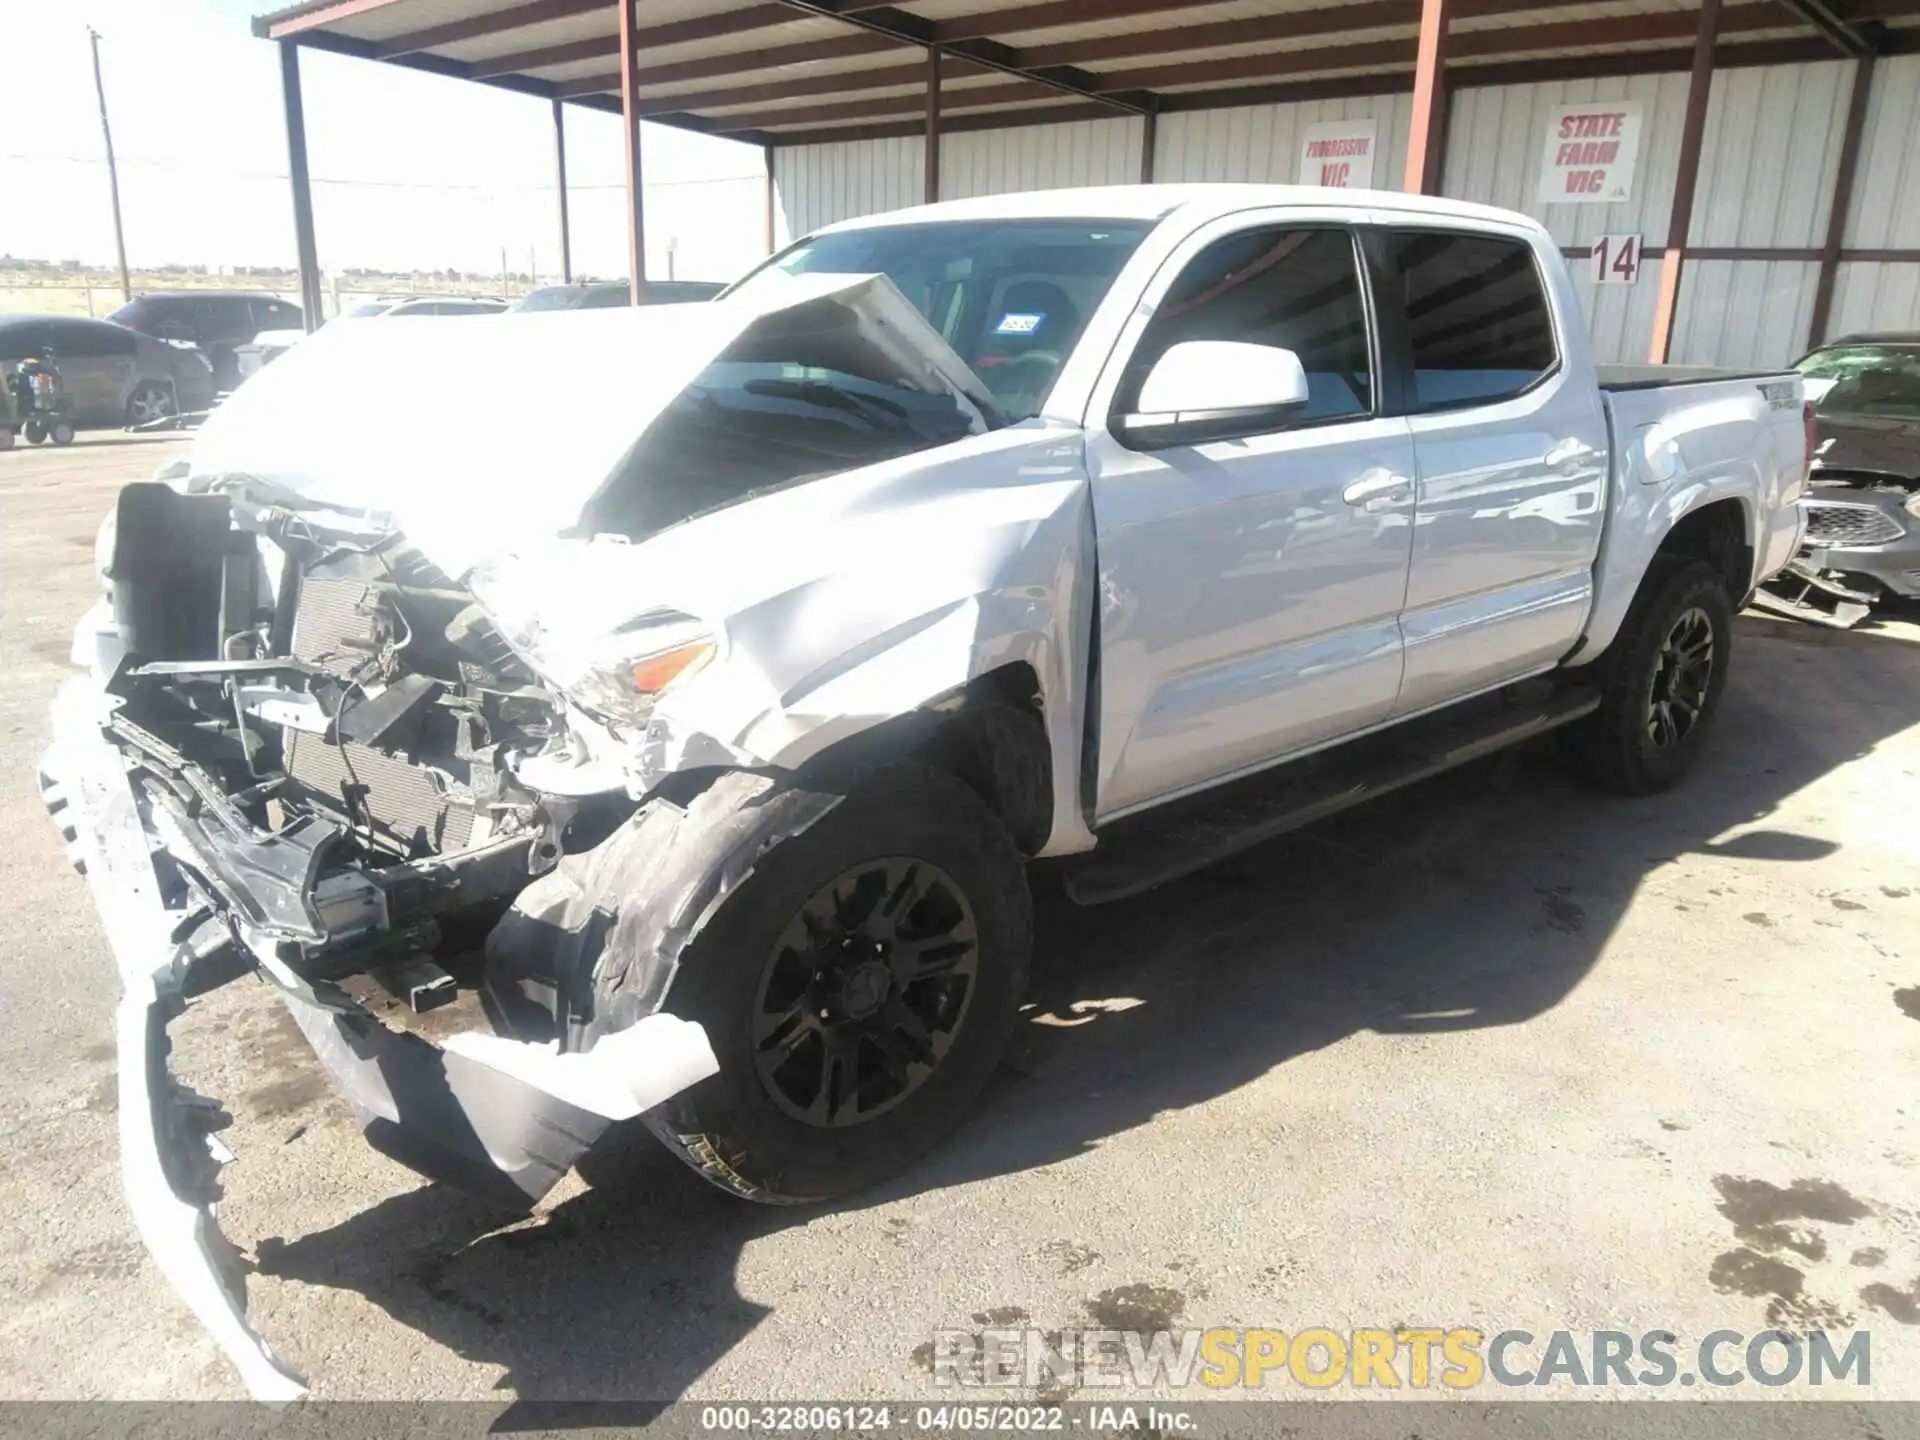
[110, 292, 304, 390]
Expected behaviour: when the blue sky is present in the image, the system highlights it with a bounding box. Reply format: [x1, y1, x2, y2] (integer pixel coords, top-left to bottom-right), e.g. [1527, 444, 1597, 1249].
[0, 0, 772, 282]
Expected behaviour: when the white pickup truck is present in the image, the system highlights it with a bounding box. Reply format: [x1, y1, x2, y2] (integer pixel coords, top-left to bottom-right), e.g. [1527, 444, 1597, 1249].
[39, 186, 1808, 1397]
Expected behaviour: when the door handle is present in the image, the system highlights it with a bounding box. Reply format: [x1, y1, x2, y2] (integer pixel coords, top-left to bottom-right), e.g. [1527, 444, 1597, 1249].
[1342, 469, 1413, 509]
[1545, 438, 1597, 474]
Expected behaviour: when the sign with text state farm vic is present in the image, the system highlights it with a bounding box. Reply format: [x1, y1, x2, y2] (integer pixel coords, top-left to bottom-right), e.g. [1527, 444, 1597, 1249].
[1298, 118, 1378, 189]
[1539, 99, 1643, 204]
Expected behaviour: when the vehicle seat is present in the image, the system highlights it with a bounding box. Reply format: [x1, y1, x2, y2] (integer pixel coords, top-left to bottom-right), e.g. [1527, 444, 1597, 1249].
[976, 281, 1080, 414]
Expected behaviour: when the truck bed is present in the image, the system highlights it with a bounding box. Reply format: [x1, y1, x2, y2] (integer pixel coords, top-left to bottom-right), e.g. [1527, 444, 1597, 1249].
[1595, 363, 1787, 391]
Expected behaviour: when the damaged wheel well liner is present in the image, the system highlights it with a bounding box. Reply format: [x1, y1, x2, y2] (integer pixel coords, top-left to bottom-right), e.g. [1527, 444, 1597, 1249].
[796, 661, 1053, 857]
[1656, 498, 1752, 601]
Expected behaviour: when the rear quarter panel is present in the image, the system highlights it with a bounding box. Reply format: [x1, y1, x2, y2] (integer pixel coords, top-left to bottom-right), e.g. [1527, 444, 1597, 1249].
[1571, 375, 1806, 665]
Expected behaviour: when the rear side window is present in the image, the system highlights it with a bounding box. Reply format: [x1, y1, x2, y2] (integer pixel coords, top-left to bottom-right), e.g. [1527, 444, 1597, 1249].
[49, 321, 136, 358]
[1382, 231, 1557, 412]
[1117, 227, 1373, 422]
[0, 322, 47, 360]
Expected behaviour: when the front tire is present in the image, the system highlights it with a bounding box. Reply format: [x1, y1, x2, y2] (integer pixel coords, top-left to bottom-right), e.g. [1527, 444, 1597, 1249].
[1567, 559, 1733, 795]
[23, 420, 45, 444]
[50, 421, 74, 446]
[643, 764, 1031, 1204]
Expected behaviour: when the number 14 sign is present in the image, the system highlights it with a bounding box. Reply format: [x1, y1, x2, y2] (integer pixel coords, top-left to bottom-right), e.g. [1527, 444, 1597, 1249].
[1591, 234, 1643, 285]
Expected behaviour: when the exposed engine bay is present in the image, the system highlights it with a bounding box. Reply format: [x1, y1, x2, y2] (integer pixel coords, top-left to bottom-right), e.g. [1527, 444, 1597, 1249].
[102, 480, 624, 1006]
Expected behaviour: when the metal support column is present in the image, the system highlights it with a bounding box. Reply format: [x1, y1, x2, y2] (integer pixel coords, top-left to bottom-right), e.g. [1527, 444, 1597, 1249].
[925, 45, 942, 205]
[1140, 109, 1158, 184]
[618, 0, 648, 303]
[764, 143, 778, 254]
[1403, 0, 1451, 194]
[277, 40, 323, 329]
[1647, 0, 1723, 364]
[1807, 45, 1878, 348]
[552, 97, 573, 284]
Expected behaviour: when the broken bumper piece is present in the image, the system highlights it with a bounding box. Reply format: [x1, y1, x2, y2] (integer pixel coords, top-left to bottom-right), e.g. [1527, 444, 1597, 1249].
[39, 678, 718, 1401]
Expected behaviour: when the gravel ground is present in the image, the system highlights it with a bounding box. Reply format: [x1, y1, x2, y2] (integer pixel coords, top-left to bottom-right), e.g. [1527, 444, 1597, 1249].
[1, 433, 1916, 1409]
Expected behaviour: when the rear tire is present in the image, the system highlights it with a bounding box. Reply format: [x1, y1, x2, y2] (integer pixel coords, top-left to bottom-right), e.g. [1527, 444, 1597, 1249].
[1566, 559, 1733, 796]
[24, 420, 45, 445]
[642, 764, 1031, 1204]
[50, 421, 74, 446]
[125, 383, 174, 427]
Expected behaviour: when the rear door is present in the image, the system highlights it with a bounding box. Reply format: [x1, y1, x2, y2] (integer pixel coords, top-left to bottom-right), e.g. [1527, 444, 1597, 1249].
[1372, 223, 1608, 714]
[46, 320, 137, 423]
[1082, 213, 1419, 819]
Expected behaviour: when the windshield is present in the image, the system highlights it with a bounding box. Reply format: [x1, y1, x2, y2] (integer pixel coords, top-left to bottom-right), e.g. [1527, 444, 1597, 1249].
[345, 300, 397, 318]
[512, 286, 587, 312]
[1798, 345, 1920, 422]
[732, 219, 1154, 419]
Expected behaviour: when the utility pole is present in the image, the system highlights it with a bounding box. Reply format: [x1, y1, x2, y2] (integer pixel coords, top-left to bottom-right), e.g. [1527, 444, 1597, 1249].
[87, 27, 131, 302]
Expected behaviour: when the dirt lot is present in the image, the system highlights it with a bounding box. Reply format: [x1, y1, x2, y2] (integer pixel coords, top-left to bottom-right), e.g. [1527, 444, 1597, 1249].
[1, 434, 1917, 1406]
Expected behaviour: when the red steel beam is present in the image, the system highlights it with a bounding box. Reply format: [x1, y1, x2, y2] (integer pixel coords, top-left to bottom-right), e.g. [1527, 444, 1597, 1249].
[629, 58, 987, 116]
[265, 0, 408, 38]
[1649, 0, 1725, 363]
[619, 0, 647, 303]
[1404, 0, 1451, 193]
[707, 79, 1053, 133]
[561, 32, 896, 94]
[374, 0, 608, 56]
[1807, 46, 1880, 346]
[466, 5, 808, 76]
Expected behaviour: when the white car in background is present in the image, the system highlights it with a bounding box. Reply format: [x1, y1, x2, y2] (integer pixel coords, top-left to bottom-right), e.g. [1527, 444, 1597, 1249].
[235, 294, 510, 381]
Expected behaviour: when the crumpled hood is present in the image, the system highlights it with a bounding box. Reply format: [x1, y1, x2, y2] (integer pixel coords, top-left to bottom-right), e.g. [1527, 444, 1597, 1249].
[184, 273, 995, 575]
[1811, 411, 1920, 485]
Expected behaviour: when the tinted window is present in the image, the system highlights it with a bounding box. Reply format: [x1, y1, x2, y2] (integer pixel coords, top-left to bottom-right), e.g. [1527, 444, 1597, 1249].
[1383, 231, 1556, 411]
[0, 321, 48, 360]
[580, 286, 634, 309]
[512, 285, 587, 312]
[736, 219, 1154, 419]
[48, 321, 137, 358]
[251, 298, 301, 330]
[1116, 227, 1373, 423]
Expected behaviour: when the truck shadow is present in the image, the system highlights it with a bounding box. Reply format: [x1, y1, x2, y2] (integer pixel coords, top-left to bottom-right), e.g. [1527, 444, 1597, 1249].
[253, 617, 1920, 1406]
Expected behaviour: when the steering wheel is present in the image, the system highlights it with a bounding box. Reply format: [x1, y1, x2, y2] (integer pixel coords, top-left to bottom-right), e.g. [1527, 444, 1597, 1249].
[994, 349, 1066, 405]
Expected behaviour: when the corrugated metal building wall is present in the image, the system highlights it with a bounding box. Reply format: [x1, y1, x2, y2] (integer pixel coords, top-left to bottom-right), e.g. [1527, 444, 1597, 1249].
[771, 54, 1920, 368]
[1830, 54, 1920, 339]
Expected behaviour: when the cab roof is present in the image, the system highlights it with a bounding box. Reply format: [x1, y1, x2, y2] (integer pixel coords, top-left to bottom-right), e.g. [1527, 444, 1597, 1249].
[816, 184, 1545, 239]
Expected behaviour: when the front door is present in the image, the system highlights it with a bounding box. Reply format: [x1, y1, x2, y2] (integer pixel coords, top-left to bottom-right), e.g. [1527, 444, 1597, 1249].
[1082, 219, 1418, 820]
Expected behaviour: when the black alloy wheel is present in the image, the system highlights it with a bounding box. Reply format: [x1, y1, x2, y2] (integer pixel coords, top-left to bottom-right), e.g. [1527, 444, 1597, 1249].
[752, 857, 980, 1128]
[1645, 606, 1715, 751]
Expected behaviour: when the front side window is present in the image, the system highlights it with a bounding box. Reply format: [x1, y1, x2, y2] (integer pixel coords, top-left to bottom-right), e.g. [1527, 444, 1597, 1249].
[1798, 345, 1920, 422]
[733, 219, 1155, 420]
[1383, 230, 1557, 412]
[1116, 226, 1374, 422]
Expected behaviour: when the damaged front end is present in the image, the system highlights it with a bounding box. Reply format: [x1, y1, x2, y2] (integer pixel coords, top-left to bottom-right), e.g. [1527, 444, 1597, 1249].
[40, 479, 726, 1400]
[40, 273, 1069, 1397]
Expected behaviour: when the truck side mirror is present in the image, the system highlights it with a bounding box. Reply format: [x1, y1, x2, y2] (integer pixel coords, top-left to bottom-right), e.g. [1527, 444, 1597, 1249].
[1116, 340, 1312, 450]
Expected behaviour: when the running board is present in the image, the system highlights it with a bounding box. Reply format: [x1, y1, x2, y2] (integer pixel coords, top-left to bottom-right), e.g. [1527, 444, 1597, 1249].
[1063, 681, 1601, 905]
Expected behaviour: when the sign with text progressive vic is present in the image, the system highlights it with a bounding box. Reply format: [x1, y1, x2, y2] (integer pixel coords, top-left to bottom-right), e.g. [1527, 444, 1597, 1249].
[1298, 119, 1378, 189]
[1538, 100, 1642, 205]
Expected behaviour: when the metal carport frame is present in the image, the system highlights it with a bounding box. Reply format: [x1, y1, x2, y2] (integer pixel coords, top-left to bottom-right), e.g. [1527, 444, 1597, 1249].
[253, 1, 1920, 357]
